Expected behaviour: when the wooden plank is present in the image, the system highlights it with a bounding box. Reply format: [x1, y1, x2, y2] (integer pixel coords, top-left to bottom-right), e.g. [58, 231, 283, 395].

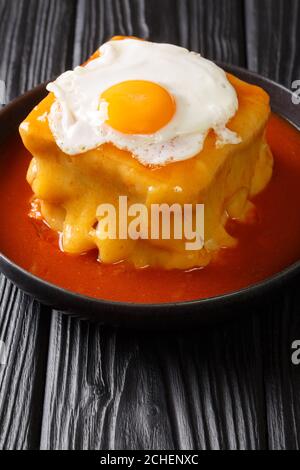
[39, 0, 271, 450]
[72, 0, 150, 66]
[260, 281, 300, 450]
[245, 0, 300, 450]
[40, 316, 176, 449]
[245, 0, 300, 85]
[72, 0, 246, 66]
[0, 0, 77, 449]
[0, 276, 51, 449]
[41, 312, 269, 450]
[145, 0, 246, 65]
[0, 0, 77, 100]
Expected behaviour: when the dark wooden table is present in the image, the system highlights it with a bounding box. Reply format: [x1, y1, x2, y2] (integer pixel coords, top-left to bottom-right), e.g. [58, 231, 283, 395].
[0, 0, 300, 450]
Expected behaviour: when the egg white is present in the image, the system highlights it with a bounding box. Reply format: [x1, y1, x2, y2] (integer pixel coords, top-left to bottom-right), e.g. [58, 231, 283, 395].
[46, 39, 241, 165]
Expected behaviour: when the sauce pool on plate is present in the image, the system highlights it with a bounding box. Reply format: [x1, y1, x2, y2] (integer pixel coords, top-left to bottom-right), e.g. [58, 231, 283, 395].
[0, 114, 300, 303]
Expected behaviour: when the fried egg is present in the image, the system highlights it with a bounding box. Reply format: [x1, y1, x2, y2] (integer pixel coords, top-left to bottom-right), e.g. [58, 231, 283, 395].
[46, 38, 241, 165]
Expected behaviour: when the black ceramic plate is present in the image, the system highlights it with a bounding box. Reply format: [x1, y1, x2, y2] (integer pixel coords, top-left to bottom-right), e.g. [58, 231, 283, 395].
[0, 65, 300, 328]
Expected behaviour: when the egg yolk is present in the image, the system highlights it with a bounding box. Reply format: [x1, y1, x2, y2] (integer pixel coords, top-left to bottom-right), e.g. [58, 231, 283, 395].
[100, 80, 176, 135]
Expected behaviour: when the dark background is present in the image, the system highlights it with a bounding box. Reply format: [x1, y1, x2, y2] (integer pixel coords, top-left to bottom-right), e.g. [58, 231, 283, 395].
[1, 0, 300, 450]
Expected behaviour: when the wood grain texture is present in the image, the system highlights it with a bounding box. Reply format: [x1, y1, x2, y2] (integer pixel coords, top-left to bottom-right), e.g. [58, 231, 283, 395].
[72, 0, 246, 66]
[72, 0, 149, 66]
[1, 0, 300, 451]
[145, 0, 246, 65]
[244, 0, 300, 450]
[41, 312, 269, 450]
[245, 0, 300, 85]
[0, 275, 51, 449]
[0, 0, 75, 449]
[261, 281, 300, 450]
[0, 0, 77, 100]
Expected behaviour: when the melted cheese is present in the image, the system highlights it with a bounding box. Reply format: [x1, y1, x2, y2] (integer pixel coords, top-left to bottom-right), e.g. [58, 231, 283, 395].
[20, 73, 273, 270]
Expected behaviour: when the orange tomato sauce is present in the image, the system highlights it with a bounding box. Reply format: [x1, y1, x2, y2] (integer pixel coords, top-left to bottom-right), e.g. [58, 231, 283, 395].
[0, 114, 300, 303]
